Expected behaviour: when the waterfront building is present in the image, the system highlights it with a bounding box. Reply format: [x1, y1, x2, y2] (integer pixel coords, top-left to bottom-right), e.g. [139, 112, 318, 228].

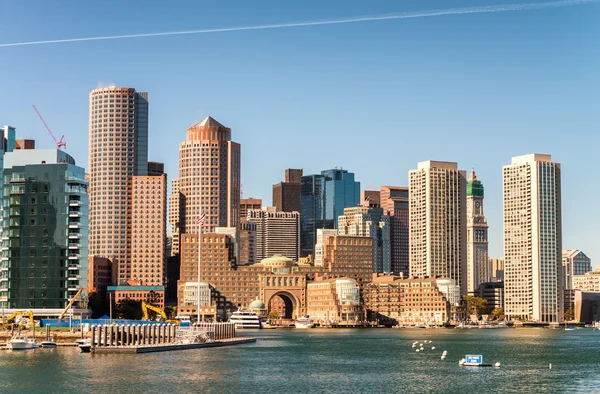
[489, 257, 504, 281]
[107, 285, 165, 308]
[0, 149, 89, 316]
[574, 291, 600, 323]
[306, 278, 362, 324]
[168, 178, 182, 256]
[319, 235, 374, 289]
[380, 186, 409, 276]
[572, 270, 600, 292]
[240, 198, 262, 222]
[171, 116, 241, 246]
[466, 169, 489, 293]
[247, 207, 300, 261]
[88, 86, 148, 284]
[300, 168, 360, 257]
[239, 222, 257, 264]
[409, 160, 467, 295]
[314, 228, 338, 267]
[503, 154, 563, 323]
[337, 205, 391, 273]
[88, 256, 113, 301]
[364, 274, 450, 326]
[272, 169, 302, 213]
[472, 281, 504, 310]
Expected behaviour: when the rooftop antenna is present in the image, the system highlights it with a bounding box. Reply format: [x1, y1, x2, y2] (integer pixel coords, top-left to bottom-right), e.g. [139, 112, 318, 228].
[32, 105, 66, 150]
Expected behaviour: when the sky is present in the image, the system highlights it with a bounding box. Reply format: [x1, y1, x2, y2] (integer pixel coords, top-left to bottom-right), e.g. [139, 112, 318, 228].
[0, 0, 599, 261]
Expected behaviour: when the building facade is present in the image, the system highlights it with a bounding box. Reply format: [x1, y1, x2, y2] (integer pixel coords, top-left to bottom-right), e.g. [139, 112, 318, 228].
[364, 274, 450, 326]
[306, 278, 362, 324]
[172, 117, 241, 245]
[503, 154, 563, 323]
[314, 229, 338, 267]
[380, 186, 409, 276]
[489, 257, 504, 281]
[409, 161, 467, 295]
[88, 86, 148, 284]
[272, 169, 302, 213]
[0, 149, 89, 315]
[247, 207, 300, 262]
[337, 205, 391, 273]
[572, 270, 600, 292]
[240, 198, 262, 222]
[466, 169, 489, 293]
[563, 250, 592, 290]
[300, 168, 360, 257]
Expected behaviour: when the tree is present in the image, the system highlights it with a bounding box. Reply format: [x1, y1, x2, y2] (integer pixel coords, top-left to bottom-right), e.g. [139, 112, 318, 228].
[463, 296, 492, 316]
[269, 311, 279, 320]
[564, 309, 574, 321]
[492, 308, 505, 319]
[164, 306, 177, 319]
[88, 291, 108, 319]
[116, 299, 143, 320]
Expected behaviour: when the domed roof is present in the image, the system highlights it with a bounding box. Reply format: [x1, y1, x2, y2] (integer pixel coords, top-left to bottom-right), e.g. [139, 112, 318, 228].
[249, 299, 266, 310]
[260, 254, 295, 267]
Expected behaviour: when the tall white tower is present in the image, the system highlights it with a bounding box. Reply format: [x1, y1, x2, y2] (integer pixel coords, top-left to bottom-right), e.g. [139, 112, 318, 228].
[466, 169, 489, 294]
[503, 154, 563, 323]
[409, 161, 467, 296]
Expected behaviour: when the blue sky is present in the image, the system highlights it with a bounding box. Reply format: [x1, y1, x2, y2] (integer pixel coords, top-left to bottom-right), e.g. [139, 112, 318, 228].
[0, 0, 599, 261]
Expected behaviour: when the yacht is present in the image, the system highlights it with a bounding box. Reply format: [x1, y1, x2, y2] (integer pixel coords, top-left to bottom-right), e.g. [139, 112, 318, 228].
[40, 340, 57, 348]
[228, 310, 262, 329]
[294, 315, 314, 329]
[8, 336, 38, 350]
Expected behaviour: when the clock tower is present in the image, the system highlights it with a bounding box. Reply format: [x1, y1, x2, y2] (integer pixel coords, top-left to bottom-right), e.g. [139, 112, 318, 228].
[466, 169, 489, 294]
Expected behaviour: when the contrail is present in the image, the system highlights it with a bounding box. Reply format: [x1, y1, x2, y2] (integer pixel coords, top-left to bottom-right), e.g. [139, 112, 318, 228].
[0, 0, 597, 48]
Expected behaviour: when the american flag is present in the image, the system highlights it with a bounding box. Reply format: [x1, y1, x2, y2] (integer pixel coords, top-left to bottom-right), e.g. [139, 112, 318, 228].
[195, 209, 206, 227]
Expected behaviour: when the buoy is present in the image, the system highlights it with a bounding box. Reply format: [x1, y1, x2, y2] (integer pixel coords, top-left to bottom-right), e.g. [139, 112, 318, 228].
[441, 356, 446, 360]
[412, 344, 416, 348]
[432, 347, 436, 350]
[459, 359, 465, 366]
[495, 362, 501, 368]
[549, 364, 552, 370]
[416, 349, 420, 352]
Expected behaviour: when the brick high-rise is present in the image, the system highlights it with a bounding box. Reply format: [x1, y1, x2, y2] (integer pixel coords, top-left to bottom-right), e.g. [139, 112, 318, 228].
[380, 186, 409, 276]
[272, 169, 302, 212]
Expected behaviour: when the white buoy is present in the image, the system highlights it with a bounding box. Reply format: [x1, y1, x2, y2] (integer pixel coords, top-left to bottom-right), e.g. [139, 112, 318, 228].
[432, 347, 436, 350]
[416, 349, 420, 352]
[441, 356, 446, 360]
[549, 363, 552, 370]
[412, 344, 416, 348]
[495, 362, 501, 368]
[459, 359, 465, 366]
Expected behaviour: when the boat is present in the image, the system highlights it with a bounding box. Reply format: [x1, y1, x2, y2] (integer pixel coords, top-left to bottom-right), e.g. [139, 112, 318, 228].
[459, 355, 500, 368]
[294, 315, 314, 329]
[228, 310, 262, 329]
[40, 341, 57, 348]
[565, 326, 575, 331]
[7, 336, 38, 350]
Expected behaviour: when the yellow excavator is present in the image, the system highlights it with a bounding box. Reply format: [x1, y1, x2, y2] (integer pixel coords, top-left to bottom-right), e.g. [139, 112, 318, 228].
[141, 301, 179, 325]
[3, 310, 35, 329]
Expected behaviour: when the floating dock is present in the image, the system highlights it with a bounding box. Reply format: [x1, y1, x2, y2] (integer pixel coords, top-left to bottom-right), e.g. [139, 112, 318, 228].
[92, 337, 256, 354]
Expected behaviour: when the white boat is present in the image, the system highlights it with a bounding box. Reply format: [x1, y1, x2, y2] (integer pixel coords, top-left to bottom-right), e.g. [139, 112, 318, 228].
[8, 336, 38, 350]
[294, 315, 314, 329]
[228, 310, 262, 329]
[40, 341, 57, 348]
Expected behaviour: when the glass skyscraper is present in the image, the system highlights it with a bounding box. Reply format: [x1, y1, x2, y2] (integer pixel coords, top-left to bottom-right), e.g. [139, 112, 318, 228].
[300, 168, 360, 257]
[0, 149, 88, 314]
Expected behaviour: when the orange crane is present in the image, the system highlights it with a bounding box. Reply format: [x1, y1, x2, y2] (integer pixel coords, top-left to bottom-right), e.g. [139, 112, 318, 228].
[32, 105, 66, 150]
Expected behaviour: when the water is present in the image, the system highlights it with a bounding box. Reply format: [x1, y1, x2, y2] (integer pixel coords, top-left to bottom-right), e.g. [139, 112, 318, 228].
[1, 328, 600, 393]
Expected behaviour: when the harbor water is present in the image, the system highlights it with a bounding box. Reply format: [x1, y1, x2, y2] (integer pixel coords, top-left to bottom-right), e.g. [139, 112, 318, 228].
[1, 328, 600, 393]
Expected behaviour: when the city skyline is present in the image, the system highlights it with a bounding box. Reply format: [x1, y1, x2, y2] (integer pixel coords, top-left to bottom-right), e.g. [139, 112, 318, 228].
[0, 0, 599, 262]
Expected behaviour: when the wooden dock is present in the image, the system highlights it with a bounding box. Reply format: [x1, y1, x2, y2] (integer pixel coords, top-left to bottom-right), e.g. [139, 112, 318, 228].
[92, 337, 256, 354]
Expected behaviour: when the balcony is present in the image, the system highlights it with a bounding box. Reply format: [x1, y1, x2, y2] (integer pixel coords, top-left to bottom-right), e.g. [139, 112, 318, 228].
[68, 233, 82, 239]
[68, 275, 81, 281]
[68, 265, 79, 270]
[9, 188, 25, 194]
[9, 176, 25, 183]
[68, 222, 82, 229]
[69, 211, 83, 218]
[68, 253, 81, 260]
[68, 287, 79, 292]
[69, 200, 82, 207]
[68, 243, 82, 249]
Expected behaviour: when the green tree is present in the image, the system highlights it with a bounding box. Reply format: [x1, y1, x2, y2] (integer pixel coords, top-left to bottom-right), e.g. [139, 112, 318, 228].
[564, 309, 574, 321]
[164, 306, 177, 319]
[463, 296, 492, 315]
[88, 291, 108, 319]
[492, 307, 505, 319]
[269, 311, 279, 320]
[116, 299, 143, 320]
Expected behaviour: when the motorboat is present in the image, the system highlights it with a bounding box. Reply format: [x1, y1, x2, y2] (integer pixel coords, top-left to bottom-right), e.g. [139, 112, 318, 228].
[228, 310, 262, 329]
[8, 336, 38, 350]
[40, 341, 57, 348]
[294, 315, 314, 329]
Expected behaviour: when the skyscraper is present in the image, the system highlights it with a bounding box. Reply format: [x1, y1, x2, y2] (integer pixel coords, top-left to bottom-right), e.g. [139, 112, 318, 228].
[272, 169, 303, 212]
[0, 149, 88, 314]
[409, 161, 467, 295]
[466, 169, 489, 293]
[240, 198, 262, 222]
[247, 207, 300, 261]
[172, 117, 241, 244]
[88, 86, 148, 283]
[503, 154, 563, 323]
[338, 205, 391, 273]
[300, 168, 360, 257]
[380, 186, 409, 276]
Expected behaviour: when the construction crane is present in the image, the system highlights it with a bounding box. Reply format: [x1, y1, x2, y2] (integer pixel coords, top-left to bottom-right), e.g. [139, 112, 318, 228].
[141, 301, 179, 325]
[32, 105, 67, 150]
[3, 310, 35, 329]
[58, 288, 85, 319]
